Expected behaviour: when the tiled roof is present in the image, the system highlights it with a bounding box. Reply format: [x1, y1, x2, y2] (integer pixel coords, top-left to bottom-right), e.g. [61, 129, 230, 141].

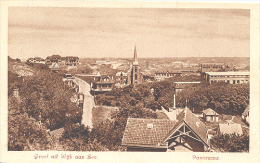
[219, 123, 243, 135]
[122, 108, 209, 149]
[184, 108, 208, 145]
[203, 108, 219, 116]
[122, 118, 176, 148]
[49, 128, 65, 139]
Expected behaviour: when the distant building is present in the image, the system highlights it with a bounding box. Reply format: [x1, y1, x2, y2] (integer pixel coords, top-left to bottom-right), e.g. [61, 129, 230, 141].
[45, 55, 62, 65]
[122, 107, 209, 152]
[200, 63, 225, 72]
[27, 57, 45, 64]
[154, 71, 182, 81]
[173, 81, 201, 95]
[45, 55, 79, 66]
[203, 108, 219, 122]
[170, 61, 183, 69]
[218, 123, 243, 135]
[96, 60, 111, 65]
[65, 56, 79, 66]
[91, 72, 115, 94]
[203, 71, 250, 84]
[242, 105, 249, 125]
[115, 71, 128, 86]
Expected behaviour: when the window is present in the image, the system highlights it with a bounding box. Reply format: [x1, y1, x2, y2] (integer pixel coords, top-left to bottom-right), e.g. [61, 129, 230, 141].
[135, 74, 137, 80]
[135, 68, 137, 72]
[233, 80, 236, 84]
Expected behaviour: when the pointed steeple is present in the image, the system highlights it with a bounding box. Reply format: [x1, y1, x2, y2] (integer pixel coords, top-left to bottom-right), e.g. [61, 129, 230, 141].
[133, 46, 138, 65]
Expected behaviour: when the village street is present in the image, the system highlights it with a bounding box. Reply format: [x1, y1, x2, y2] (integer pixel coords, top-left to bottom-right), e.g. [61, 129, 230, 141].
[75, 77, 94, 128]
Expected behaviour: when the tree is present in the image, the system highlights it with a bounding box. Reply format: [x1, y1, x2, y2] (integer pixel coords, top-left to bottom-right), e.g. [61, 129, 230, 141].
[210, 132, 249, 152]
[8, 97, 49, 151]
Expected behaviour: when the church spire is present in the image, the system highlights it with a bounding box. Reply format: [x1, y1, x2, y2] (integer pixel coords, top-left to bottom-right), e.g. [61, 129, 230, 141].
[133, 46, 138, 65]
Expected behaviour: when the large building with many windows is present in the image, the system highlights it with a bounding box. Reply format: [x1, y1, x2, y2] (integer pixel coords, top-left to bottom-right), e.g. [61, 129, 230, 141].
[203, 71, 250, 84]
[200, 63, 225, 72]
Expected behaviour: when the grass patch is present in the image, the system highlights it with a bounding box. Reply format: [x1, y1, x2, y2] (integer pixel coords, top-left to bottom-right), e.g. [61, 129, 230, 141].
[92, 106, 119, 127]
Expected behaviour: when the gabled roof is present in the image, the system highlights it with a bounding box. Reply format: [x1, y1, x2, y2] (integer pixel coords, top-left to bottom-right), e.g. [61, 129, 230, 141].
[122, 118, 176, 148]
[49, 128, 65, 139]
[184, 108, 208, 145]
[219, 123, 243, 135]
[203, 108, 219, 116]
[122, 108, 209, 149]
[162, 108, 208, 146]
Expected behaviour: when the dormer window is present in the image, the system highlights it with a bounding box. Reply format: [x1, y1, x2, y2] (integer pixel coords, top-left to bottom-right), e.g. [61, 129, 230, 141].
[147, 123, 153, 129]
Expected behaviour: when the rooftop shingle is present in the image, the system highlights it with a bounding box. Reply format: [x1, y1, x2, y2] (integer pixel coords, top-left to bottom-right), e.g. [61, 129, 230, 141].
[122, 118, 176, 148]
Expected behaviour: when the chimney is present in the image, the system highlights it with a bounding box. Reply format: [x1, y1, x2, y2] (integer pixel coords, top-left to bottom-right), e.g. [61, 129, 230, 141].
[13, 88, 19, 98]
[168, 107, 176, 121]
[174, 94, 176, 109]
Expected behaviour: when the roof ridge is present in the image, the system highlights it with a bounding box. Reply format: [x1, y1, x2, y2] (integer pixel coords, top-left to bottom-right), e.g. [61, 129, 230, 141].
[128, 117, 172, 121]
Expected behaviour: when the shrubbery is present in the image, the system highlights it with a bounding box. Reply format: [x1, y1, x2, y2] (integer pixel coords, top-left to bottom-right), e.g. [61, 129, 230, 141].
[210, 132, 249, 152]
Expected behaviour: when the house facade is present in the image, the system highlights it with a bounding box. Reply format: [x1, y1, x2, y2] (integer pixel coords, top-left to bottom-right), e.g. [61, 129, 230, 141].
[65, 56, 79, 66]
[45, 55, 79, 66]
[115, 71, 128, 86]
[91, 72, 115, 94]
[203, 108, 219, 122]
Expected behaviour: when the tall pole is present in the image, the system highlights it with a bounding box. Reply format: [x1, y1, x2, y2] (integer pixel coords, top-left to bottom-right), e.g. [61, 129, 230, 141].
[174, 94, 176, 109]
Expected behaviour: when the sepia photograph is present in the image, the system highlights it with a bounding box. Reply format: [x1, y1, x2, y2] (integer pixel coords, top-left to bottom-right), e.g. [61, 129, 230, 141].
[1, 1, 259, 163]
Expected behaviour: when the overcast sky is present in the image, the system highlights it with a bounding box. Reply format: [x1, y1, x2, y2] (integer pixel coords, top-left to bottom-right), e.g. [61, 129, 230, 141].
[8, 7, 250, 59]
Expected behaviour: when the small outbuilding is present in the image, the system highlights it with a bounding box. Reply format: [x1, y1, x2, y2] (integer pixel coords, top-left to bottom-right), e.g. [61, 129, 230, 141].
[242, 105, 249, 124]
[203, 108, 219, 122]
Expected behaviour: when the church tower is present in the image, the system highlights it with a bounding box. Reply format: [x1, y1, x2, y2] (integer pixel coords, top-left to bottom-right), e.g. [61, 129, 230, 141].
[131, 46, 142, 84]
